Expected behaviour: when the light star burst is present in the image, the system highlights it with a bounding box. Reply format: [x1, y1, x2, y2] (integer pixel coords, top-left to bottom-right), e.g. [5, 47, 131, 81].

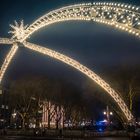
[9, 20, 28, 42]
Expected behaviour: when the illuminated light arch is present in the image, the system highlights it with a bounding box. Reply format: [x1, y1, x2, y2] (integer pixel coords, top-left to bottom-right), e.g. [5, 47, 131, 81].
[0, 38, 15, 45]
[0, 38, 134, 122]
[9, 2, 140, 42]
[0, 42, 18, 82]
[1, 2, 139, 122]
[22, 41, 133, 122]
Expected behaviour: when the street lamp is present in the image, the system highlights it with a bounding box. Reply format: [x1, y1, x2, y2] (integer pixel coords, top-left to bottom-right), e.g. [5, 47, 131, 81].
[103, 106, 113, 125]
[11, 110, 17, 128]
[30, 97, 43, 128]
[110, 112, 113, 115]
[103, 111, 107, 115]
[12, 110, 17, 119]
[0, 85, 2, 95]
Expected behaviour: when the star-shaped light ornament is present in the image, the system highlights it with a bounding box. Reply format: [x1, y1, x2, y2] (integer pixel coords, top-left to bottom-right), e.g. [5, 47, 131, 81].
[9, 20, 28, 42]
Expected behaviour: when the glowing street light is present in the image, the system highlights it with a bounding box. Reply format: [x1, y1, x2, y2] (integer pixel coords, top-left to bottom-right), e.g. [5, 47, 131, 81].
[110, 112, 113, 115]
[103, 111, 107, 115]
[12, 110, 17, 119]
[103, 106, 113, 125]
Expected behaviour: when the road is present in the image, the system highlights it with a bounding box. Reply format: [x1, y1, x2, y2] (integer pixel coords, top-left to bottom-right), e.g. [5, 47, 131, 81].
[0, 136, 132, 140]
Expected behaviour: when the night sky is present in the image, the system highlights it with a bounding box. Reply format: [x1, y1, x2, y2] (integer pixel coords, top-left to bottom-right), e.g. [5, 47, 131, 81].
[0, 0, 140, 117]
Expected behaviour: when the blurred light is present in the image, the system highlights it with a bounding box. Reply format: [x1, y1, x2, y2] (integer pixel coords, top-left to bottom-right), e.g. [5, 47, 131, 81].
[103, 111, 106, 115]
[98, 128, 103, 132]
[110, 112, 113, 115]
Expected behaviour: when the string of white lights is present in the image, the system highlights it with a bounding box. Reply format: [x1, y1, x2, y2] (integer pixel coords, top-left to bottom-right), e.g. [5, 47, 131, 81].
[0, 38, 15, 45]
[0, 43, 18, 84]
[23, 41, 134, 122]
[1, 2, 138, 122]
[12, 2, 139, 42]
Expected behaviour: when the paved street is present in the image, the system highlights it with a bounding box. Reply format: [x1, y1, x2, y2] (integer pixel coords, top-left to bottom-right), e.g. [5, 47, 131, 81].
[0, 136, 131, 140]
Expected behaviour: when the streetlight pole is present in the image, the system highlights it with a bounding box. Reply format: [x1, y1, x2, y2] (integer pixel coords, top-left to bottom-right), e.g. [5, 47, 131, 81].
[103, 106, 113, 125]
[11, 109, 17, 128]
[30, 97, 43, 128]
[106, 106, 110, 125]
[0, 85, 2, 95]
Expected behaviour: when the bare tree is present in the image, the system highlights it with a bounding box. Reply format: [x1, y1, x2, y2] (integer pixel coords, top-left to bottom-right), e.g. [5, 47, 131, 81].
[9, 76, 50, 128]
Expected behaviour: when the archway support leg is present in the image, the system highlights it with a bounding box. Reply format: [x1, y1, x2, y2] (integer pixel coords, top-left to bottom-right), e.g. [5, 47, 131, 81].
[23, 41, 134, 122]
[0, 43, 18, 84]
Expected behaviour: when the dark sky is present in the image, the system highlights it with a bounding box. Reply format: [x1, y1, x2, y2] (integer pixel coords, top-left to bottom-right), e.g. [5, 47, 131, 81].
[0, 0, 140, 85]
[0, 0, 140, 84]
[0, 0, 140, 81]
[0, 0, 140, 116]
[0, 0, 140, 120]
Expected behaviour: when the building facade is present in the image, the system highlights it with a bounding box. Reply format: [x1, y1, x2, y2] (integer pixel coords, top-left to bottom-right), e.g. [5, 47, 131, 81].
[42, 101, 65, 128]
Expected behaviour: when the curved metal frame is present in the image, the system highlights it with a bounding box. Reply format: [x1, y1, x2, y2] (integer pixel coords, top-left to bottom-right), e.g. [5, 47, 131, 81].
[0, 42, 18, 83]
[23, 41, 134, 121]
[1, 2, 139, 122]
[17, 2, 140, 42]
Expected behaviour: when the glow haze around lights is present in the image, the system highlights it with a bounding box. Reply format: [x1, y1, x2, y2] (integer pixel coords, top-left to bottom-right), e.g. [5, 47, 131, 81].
[0, 2, 138, 122]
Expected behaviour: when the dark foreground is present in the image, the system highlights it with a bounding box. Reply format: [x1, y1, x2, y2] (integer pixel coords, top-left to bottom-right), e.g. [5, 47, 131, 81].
[0, 129, 139, 140]
[0, 136, 131, 140]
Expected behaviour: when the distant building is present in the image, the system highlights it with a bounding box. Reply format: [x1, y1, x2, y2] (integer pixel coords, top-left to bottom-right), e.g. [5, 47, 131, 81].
[0, 87, 10, 128]
[42, 101, 65, 128]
